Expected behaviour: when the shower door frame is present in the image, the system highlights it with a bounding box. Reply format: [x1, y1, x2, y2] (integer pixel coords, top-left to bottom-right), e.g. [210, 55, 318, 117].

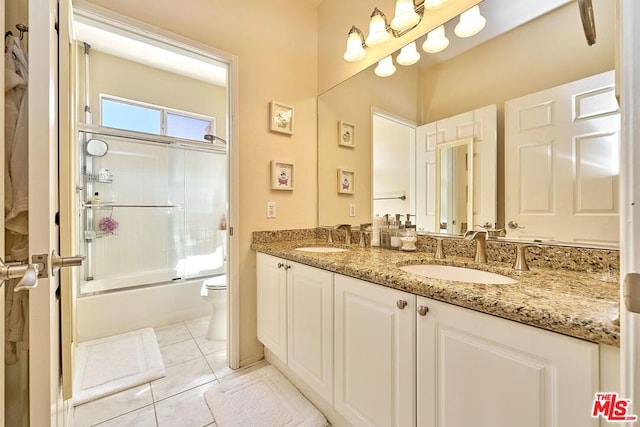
[66, 4, 241, 386]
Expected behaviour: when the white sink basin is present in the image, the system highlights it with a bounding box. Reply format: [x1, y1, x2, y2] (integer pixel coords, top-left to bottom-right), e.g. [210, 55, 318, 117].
[399, 264, 517, 285]
[295, 246, 349, 253]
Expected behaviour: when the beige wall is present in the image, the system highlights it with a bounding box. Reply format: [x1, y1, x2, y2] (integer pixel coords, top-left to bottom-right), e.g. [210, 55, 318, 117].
[420, 0, 615, 226]
[84, 0, 318, 364]
[318, 64, 419, 225]
[317, 0, 481, 93]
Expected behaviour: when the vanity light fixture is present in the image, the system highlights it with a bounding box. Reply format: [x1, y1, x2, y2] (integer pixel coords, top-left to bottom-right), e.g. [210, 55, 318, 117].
[365, 8, 391, 46]
[397, 41, 421, 66]
[343, 26, 367, 62]
[422, 25, 449, 53]
[374, 55, 396, 77]
[390, 0, 422, 32]
[454, 5, 486, 38]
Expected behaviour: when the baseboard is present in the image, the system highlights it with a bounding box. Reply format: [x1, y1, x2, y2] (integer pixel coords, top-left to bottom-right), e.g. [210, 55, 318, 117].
[239, 353, 264, 368]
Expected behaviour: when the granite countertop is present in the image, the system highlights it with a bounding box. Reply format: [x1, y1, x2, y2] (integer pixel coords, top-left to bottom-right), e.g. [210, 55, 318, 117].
[252, 238, 620, 347]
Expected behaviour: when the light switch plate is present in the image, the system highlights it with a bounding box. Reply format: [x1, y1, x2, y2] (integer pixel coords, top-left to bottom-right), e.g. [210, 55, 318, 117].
[267, 201, 276, 218]
[349, 203, 356, 217]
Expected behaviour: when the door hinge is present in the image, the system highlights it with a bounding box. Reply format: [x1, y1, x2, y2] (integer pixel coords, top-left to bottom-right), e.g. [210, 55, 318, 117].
[229, 227, 233, 236]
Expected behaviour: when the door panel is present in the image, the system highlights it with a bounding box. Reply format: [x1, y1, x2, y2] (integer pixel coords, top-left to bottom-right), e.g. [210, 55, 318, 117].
[416, 122, 436, 231]
[505, 70, 620, 244]
[29, 0, 62, 423]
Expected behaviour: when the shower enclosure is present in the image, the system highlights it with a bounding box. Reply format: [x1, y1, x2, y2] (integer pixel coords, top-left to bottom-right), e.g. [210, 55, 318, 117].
[77, 127, 227, 296]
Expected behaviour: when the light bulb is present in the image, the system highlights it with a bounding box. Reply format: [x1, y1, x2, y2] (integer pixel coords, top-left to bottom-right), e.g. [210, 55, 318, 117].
[343, 27, 366, 62]
[390, 0, 420, 32]
[397, 41, 421, 66]
[375, 56, 396, 77]
[454, 5, 486, 38]
[422, 25, 449, 53]
[366, 8, 391, 46]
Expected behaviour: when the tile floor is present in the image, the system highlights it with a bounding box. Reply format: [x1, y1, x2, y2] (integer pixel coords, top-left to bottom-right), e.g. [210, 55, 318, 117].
[73, 316, 268, 427]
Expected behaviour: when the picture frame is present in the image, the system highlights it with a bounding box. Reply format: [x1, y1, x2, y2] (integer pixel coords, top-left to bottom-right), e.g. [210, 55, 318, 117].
[269, 101, 294, 135]
[337, 169, 355, 194]
[338, 120, 356, 147]
[271, 161, 294, 190]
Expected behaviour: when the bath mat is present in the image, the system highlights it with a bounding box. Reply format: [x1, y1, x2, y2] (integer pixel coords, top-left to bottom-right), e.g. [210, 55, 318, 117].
[73, 328, 165, 406]
[204, 365, 328, 427]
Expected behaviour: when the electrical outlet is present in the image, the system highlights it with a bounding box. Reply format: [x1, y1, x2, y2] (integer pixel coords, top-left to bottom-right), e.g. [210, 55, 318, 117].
[349, 203, 356, 217]
[266, 201, 276, 219]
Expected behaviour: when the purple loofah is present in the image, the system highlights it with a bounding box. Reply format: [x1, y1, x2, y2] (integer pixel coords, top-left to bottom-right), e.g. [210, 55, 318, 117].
[98, 216, 119, 233]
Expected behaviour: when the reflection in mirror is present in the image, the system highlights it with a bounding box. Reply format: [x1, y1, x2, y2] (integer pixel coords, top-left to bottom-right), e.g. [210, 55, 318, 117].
[436, 138, 473, 235]
[318, 0, 616, 246]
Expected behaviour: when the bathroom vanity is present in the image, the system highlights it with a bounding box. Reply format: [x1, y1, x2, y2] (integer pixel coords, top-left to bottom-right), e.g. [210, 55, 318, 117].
[253, 235, 619, 427]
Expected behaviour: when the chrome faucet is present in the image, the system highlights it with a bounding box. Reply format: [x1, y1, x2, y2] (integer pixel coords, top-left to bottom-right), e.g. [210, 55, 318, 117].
[334, 224, 352, 245]
[512, 244, 543, 271]
[464, 230, 488, 263]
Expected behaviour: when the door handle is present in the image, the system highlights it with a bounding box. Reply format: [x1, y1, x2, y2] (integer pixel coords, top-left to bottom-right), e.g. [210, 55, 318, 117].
[0, 259, 40, 292]
[624, 273, 640, 313]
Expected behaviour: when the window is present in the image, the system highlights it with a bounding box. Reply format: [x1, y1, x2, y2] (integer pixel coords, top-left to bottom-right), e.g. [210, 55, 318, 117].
[100, 96, 216, 142]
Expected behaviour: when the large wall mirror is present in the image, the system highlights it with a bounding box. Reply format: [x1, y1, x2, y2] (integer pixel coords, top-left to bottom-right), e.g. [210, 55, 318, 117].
[318, 0, 617, 247]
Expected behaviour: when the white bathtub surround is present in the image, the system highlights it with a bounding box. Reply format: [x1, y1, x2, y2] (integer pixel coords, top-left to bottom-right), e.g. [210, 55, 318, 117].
[204, 365, 329, 427]
[77, 280, 210, 342]
[73, 328, 165, 406]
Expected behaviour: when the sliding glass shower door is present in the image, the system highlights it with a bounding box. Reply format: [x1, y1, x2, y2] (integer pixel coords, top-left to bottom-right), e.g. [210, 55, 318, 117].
[78, 128, 227, 295]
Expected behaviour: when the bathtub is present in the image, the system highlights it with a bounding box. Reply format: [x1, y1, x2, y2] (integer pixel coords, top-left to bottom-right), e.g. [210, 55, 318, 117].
[76, 275, 216, 342]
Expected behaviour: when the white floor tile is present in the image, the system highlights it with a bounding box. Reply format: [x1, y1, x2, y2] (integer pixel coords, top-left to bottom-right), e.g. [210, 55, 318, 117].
[151, 357, 216, 401]
[155, 383, 215, 427]
[159, 339, 202, 367]
[74, 384, 153, 427]
[204, 350, 232, 379]
[194, 336, 225, 355]
[95, 404, 157, 427]
[185, 316, 210, 338]
[154, 324, 191, 347]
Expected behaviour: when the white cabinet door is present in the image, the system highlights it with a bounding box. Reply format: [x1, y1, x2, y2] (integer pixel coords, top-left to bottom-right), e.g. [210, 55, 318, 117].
[334, 275, 415, 427]
[256, 253, 288, 361]
[417, 297, 599, 427]
[287, 262, 334, 403]
[505, 70, 619, 244]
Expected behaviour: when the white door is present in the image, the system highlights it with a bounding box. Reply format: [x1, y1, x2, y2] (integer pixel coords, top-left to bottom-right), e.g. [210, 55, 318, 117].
[334, 274, 415, 427]
[619, 0, 640, 420]
[415, 122, 437, 231]
[287, 262, 333, 403]
[504, 70, 620, 245]
[28, 0, 72, 423]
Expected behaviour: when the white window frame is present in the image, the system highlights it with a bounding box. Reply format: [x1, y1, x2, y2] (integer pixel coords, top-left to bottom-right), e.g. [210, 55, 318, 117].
[99, 93, 216, 140]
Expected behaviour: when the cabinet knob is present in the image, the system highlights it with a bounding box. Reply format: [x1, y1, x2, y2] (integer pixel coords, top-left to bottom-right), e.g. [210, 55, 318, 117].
[396, 299, 408, 309]
[277, 262, 284, 269]
[284, 264, 291, 270]
[417, 305, 429, 316]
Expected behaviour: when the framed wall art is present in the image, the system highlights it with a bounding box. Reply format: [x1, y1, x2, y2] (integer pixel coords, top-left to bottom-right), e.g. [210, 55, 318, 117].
[338, 120, 355, 147]
[337, 169, 355, 194]
[270, 101, 294, 135]
[271, 161, 294, 190]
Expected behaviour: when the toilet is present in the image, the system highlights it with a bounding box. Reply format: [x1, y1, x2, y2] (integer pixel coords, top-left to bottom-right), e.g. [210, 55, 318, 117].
[200, 274, 227, 341]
